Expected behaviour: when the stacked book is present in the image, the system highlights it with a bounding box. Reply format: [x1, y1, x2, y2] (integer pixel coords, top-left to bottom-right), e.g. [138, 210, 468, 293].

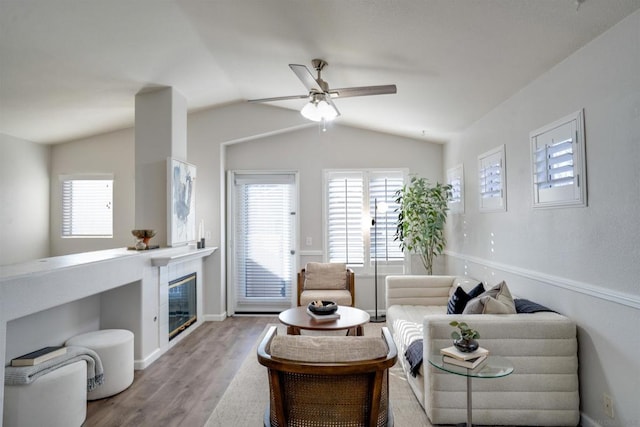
[11, 346, 67, 367]
[440, 345, 489, 369]
[306, 308, 341, 323]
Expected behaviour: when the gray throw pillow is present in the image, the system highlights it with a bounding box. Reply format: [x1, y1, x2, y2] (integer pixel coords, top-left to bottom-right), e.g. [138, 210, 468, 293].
[462, 281, 517, 314]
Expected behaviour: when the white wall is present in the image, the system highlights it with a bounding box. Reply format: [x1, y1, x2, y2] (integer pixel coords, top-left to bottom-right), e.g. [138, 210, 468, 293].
[49, 128, 136, 255]
[5, 296, 101, 361]
[0, 134, 50, 264]
[225, 124, 443, 311]
[443, 11, 640, 426]
[187, 102, 314, 317]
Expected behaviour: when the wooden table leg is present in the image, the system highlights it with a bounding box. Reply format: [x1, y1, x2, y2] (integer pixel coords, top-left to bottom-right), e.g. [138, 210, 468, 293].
[287, 326, 300, 335]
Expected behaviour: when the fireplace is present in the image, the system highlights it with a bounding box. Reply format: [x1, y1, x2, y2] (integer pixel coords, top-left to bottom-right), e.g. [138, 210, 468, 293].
[168, 273, 197, 341]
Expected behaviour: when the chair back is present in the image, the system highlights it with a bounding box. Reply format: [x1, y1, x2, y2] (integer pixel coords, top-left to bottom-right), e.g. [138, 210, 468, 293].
[297, 263, 355, 306]
[257, 326, 397, 427]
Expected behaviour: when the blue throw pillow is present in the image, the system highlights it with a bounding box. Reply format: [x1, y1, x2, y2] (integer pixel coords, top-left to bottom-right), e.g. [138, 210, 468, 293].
[447, 282, 485, 314]
[514, 298, 555, 313]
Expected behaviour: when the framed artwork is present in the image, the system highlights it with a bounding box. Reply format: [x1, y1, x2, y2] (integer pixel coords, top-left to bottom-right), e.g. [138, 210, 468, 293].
[167, 158, 196, 246]
[447, 164, 464, 214]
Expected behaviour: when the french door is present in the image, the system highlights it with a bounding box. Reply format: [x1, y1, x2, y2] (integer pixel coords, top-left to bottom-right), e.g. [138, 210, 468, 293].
[228, 171, 297, 314]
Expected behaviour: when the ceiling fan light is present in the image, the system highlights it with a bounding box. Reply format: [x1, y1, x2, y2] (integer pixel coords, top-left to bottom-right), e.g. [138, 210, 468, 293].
[317, 100, 338, 121]
[300, 102, 322, 122]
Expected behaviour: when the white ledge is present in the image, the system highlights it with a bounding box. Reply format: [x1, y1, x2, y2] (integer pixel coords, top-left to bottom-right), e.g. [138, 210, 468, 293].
[150, 247, 217, 266]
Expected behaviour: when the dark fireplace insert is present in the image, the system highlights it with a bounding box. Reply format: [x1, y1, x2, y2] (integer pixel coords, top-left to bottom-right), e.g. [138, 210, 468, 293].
[168, 273, 197, 341]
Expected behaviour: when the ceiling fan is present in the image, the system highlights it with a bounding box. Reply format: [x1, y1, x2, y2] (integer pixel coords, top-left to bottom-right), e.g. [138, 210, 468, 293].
[248, 59, 397, 123]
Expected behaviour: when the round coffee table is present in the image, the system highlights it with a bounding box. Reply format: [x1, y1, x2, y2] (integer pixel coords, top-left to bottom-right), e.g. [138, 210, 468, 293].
[278, 305, 370, 336]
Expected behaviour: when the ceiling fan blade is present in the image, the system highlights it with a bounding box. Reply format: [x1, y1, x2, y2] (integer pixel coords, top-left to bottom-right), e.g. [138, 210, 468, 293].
[326, 96, 341, 118]
[289, 64, 323, 92]
[248, 94, 309, 103]
[329, 84, 397, 98]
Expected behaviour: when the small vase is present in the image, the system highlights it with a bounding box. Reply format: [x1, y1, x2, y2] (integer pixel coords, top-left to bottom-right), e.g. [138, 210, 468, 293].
[453, 338, 479, 353]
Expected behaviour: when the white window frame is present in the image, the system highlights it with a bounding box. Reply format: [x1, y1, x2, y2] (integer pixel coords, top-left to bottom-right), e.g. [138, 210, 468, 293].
[478, 145, 506, 212]
[447, 164, 464, 214]
[530, 110, 587, 209]
[323, 169, 408, 275]
[60, 174, 114, 238]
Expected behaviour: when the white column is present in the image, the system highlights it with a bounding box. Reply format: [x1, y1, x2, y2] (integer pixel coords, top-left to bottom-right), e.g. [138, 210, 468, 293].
[134, 87, 187, 247]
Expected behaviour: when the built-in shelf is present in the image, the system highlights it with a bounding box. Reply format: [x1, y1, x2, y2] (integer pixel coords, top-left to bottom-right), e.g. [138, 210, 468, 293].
[1, 246, 218, 416]
[150, 247, 217, 266]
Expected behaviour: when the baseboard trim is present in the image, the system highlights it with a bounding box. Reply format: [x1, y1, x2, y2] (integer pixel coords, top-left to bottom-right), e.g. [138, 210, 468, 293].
[444, 250, 640, 310]
[134, 348, 162, 370]
[204, 313, 227, 322]
[579, 412, 602, 427]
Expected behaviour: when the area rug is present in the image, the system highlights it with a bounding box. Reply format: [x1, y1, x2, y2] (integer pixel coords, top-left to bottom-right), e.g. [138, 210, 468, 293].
[204, 323, 432, 427]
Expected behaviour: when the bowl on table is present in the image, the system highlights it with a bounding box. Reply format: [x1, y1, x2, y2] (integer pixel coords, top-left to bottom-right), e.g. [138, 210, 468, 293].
[307, 300, 338, 315]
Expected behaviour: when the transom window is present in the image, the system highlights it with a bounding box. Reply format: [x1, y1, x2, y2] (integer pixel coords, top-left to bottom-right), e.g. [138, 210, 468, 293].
[324, 169, 406, 274]
[61, 175, 113, 237]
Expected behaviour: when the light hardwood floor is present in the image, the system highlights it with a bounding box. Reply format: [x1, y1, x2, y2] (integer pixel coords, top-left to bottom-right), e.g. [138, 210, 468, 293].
[84, 316, 277, 427]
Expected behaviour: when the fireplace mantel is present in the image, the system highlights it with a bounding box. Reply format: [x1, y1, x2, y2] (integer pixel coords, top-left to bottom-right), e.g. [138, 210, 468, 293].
[151, 246, 216, 266]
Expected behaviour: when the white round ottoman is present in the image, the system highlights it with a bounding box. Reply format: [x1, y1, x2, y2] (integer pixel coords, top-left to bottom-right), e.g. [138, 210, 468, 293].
[65, 329, 134, 400]
[3, 360, 87, 427]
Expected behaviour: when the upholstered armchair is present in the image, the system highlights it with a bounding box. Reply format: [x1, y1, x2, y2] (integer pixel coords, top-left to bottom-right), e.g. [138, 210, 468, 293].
[257, 326, 397, 427]
[297, 262, 355, 307]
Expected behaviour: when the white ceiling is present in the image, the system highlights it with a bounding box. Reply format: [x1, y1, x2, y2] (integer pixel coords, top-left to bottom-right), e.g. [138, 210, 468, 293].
[1, 0, 639, 145]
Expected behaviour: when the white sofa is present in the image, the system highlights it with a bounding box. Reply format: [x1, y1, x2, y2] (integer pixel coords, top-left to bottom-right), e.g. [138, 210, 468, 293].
[385, 275, 580, 426]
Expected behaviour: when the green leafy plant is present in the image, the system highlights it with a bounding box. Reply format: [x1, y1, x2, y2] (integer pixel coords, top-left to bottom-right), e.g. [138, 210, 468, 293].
[449, 320, 480, 341]
[394, 176, 452, 274]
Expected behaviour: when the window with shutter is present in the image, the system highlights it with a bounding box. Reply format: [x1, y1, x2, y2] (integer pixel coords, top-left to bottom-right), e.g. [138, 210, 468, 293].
[447, 164, 464, 214]
[478, 145, 506, 212]
[530, 110, 586, 208]
[326, 172, 364, 265]
[61, 176, 113, 237]
[325, 169, 406, 274]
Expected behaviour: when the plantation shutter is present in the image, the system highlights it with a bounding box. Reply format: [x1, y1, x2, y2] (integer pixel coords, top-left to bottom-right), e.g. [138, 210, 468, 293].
[478, 146, 506, 212]
[532, 118, 582, 205]
[233, 174, 294, 305]
[369, 172, 404, 264]
[61, 177, 113, 237]
[327, 172, 364, 265]
[479, 156, 502, 200]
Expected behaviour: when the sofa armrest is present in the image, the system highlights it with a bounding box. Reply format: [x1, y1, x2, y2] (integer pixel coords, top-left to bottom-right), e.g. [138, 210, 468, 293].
[422, 312, 579, 426]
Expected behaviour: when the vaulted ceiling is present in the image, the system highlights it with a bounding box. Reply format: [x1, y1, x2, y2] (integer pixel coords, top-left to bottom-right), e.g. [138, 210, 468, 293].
[1, 0, 638, 144]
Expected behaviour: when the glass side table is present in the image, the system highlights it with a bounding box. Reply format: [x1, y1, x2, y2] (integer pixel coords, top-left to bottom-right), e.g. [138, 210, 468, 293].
[428, 354, 514, 427]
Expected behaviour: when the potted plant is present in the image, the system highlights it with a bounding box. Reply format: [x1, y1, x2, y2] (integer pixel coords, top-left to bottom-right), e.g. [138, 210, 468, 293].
[449, 320, 480, 353]
[394, 176, 452, 274]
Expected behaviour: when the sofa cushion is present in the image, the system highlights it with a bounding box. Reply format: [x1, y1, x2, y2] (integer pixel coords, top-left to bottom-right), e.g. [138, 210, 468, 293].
[300, 289, 352, 306]
[304, 262, 347, 290]
[463, 281, 516, 314]
[447, 282, 485, 314]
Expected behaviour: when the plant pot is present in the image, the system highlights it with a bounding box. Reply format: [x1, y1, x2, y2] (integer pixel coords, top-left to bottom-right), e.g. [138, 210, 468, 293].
[453, 338, 479, 353]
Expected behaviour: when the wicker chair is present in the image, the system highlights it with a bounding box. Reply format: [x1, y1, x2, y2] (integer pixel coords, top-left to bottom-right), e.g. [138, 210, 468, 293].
[257, 326, 397, 427]
[297, 262, 355, 307]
